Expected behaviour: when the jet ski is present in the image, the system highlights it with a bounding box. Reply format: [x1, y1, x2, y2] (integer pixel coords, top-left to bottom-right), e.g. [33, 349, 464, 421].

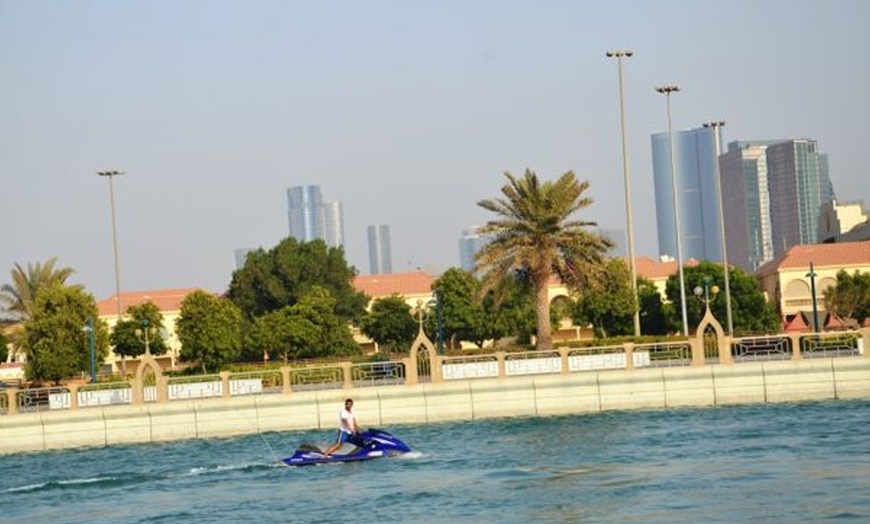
[282, 428, 411, 466]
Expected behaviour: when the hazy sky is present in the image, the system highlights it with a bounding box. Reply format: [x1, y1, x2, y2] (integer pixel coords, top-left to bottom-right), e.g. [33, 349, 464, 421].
[3, 1, 869, 300]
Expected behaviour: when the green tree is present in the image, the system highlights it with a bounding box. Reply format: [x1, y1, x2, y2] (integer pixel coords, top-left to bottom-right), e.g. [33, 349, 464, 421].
[638, 278, 668, 336]
[572, 258, 635, 338]
[246, 306, 319, 362]
[1, 257, 76, 321]
[110, 302, 169, 358]
[823, 270, 870, 324]
[360, 295, 417, 354]
[664, 261, 780, 334]
[19, 283, 109, 384]
[291, 286, 360, 358]
[476, 170, 611, 349]
[176, 291, 243, 373]
[226, 238, 368, 323]
[431, 268, 487, 349]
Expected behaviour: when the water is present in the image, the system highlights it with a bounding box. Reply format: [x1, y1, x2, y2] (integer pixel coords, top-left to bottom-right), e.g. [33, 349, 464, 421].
[1, 400, 869, 523]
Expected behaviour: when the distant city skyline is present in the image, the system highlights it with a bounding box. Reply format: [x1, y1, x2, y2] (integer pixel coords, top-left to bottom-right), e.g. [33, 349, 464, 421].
[286, 185, 344, 248]
[367, 224, 393, 275]
[3, 2, 869, 298]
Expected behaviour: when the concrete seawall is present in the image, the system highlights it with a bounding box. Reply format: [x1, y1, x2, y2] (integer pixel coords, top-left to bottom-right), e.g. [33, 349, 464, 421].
[2, 357, 869, 455]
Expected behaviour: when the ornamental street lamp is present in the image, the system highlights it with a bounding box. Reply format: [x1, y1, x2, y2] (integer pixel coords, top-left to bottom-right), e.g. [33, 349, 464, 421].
[135, 320, 157, 356]
[655, 85, 689, 336]
[703, 121, 734, 335]
[693, 276, 720, 311]
[427, 289, 444, 355]
[606, 49, 641, 337]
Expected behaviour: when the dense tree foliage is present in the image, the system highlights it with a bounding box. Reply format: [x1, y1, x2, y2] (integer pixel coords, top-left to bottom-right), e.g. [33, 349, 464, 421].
[176, 291, 243, 373]
[572, 258, 635, 338]
[110, 302, 169, 358]
[226, 238, 368, 323]
[823, 270, 870, 324]
[476, 170, 611, 349]
[359, 295, 417, 354]
[664, 261, 780, 334]
[246, 306, 319, 363]
[19, 284, 109, 384]
[1, 257, 76, 321]
[638, 278, 668, 336]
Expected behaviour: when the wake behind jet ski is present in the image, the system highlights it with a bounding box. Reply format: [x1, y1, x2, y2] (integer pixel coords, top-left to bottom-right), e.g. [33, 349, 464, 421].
[282, 428, 411, 466]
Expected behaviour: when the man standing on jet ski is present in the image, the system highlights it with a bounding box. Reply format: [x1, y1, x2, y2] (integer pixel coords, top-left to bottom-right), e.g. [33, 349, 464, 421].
[323, 398, 361, 457]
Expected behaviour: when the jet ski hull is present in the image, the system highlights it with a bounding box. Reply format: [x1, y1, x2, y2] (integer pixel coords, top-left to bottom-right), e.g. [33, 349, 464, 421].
[282, 429, 410, 466]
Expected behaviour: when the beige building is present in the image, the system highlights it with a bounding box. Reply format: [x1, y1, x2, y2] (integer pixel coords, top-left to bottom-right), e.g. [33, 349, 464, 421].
[818, 200, 870, 243]
[97, 288, 206, 372]
[756, 241, 870, 325]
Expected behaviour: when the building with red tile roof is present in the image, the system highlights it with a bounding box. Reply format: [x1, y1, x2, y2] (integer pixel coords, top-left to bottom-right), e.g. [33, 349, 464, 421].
[97, 287, 213, 372]
[756, 241, 870, 320]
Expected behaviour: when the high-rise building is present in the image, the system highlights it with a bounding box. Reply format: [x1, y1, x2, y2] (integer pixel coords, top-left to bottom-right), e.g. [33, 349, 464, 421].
[651, 126, 723, 262]
[458, 227, 493, 273]
[367, 224, 393, 275]
[286, 185, 344, 248]
[766, 139, 833, 257]
[719, 140, 780, 271]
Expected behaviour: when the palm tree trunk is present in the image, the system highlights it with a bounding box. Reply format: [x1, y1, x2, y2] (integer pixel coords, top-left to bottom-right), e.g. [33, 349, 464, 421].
[535, 276, 553, 350]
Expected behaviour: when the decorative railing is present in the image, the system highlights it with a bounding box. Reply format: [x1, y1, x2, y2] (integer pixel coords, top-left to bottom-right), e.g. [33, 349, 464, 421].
[442, 354, 499, 380]
[731, 336, 792, 362]
[505, 350, 561, 376]
[78, 381, 133, 407]
[229, 370, 283, 396]
[17, 386, 69, 414]
[1, 329, 866, 416]
[351, 362, 405, 387]
[635, 341, 692, 367]
[167, 374, 223, 400]
[289, 365, 343, 391]
[800, 332, 861, 358]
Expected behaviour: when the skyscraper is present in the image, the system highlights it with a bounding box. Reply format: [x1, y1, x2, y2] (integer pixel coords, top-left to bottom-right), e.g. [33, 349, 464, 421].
[286, 185, 344, 248]
[766, 139, 833, 257]
[719, 140, 779, 271]
[367, 224, 393, 275]
[458, 227, 493, 273]
[651, 126, 723, 262]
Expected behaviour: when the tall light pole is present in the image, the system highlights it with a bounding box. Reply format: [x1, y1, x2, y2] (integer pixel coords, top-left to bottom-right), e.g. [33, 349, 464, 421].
[655, 85, 689, 336]
[606, 49, 640, 337]
[96, 170, 125, 320]
[703, 121, 734, 335]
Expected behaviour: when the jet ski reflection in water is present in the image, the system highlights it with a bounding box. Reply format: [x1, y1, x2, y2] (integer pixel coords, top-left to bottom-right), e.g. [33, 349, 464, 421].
[282, 428, 411, 466]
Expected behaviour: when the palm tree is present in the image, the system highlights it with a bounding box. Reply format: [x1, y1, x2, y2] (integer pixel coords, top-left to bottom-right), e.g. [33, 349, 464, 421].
[0, 257, 76, 321]
[476, 170, 611, 349]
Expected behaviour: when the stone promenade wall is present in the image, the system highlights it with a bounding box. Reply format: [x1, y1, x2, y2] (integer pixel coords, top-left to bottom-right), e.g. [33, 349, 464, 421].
[2, 356, 868, 455]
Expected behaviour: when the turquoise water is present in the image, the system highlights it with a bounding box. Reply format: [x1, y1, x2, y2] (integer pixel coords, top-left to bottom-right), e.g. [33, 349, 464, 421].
[1, 400, 868, 523]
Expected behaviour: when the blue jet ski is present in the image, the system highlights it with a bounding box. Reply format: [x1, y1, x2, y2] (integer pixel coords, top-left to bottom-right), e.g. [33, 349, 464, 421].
[282, 428, 411, 466]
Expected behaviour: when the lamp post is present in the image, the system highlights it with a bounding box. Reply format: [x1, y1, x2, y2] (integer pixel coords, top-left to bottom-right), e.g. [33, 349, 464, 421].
[606, 49, 640, 337]
[96, 170, 125, 319]
[655, 85, 689, 336]
[135, 319, 156, 356]
[82, 317, 97, 383]
[703, 121, 734, 335]
[693, 276, 720, 311]
[807, 262, 819, 333]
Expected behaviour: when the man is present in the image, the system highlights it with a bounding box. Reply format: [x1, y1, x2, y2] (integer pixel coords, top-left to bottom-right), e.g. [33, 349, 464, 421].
[322, 398, 360, 457]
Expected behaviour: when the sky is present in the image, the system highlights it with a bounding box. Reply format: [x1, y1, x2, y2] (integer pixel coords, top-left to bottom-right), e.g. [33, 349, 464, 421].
[3, 0, 869, 300]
